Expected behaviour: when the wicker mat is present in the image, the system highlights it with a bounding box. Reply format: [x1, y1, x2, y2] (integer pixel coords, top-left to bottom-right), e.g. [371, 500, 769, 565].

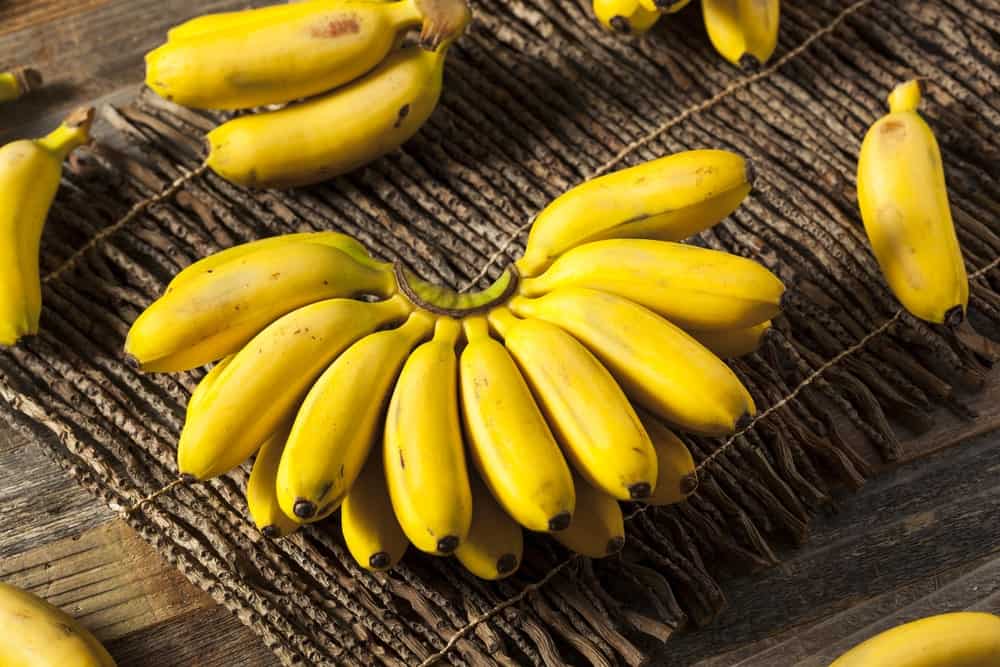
[2, 0, 999, 664]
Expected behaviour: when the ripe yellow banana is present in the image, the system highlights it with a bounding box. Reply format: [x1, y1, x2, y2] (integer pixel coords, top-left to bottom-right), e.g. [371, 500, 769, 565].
[125, 241, 396, 372]
[830, 612, 1000, 667]
[519, 239, 783, 331]
[277, 310, 435, 522]
[593, 0, 660, 35]
[185, 354, 234, 420]
[342, 450, 410, 571]
[516, 150, 753, 277]
[459, 316, 575, 533]
[857, 80, 968, 325]
[552, 474, 625, 558]
[638, 0, 691, 12]
[384, 317, 472, 555]
[0, 108, 93, 346]
[0, 582, 116, 667]
[488, 307, 657, 501]
[510, 288, 755, 436]
[178, 295, 411, 480]
[0, 67, 42, 103]
[247, 421, 301, 539]
[636, 409, 697, 505]
[702, 0, 780, 68]
[687, 320, 771, 358]
[455, 472, 523, 580]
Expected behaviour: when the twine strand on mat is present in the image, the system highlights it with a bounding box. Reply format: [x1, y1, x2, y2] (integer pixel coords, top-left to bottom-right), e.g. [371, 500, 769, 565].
[122, 476, 188, 517]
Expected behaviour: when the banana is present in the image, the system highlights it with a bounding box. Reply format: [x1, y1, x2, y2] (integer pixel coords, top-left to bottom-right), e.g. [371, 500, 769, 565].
[515, 150, 754, 277]
[687, 320, 771, 359]
[857, 80, 968, 325]
[277, 310, 435, 522]
[702, 0, 780, 68]
[0, 582, 116, 667]
[593, 0, 660, 35]
[830, 612, 1000, 667]
[178, 295, 411, 480]
[384, 317, 472, 555]
[552, 473, 625, 558]
[636, 409, 697, 505]
[460, 316, 576, 533]
[510, 288, 755, 436]
[125, 241, 396, 372]
[186, 354, 234, 420]
[0, 67, 42, 103]
[0, 108, 93, 346]
[247, 421, 301, 539]
[519, 239, 784, 331]
[455, 472, 523, 580]
[488, 308, 657, 501]
[342, 449, 410, 571]
[638, 0, 691, 12]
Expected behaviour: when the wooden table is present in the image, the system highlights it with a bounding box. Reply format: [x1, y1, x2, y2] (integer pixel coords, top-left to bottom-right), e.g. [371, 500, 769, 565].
[1, 2, 998, 665]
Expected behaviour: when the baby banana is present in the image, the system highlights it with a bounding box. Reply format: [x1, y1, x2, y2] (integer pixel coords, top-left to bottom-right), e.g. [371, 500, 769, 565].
[688, 320, 772, 359]
[637, 409, 697, 505]
[510, 288, 755, 436]
[702, 0, 780, 68]
[178, 295, 412, 480]
[125, 241, 396, 372]
[0, 66, 42, 103]
[519, 239, 784, 331]
[384, 317, 472, 555]
[342, 451, 410, 571]
[516, 150, 754, 277]
[247, 421, 301, 539]
[455, 472, 523, 580]
[552, 474, 625, 558]
[186, 354, 234, 420]
[0, 108, 93, 346]
[460, 316, 576, 533]
[857, 80, 968, 325]
[489, 308, 657, 502]
[278, 311, 435, 522]
[593, 0, 660, 35]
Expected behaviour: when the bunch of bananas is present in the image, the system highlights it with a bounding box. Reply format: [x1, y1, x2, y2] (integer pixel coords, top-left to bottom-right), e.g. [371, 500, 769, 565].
[127, 149, 784, 579]
[592, 0, 780, 69]
[0, 66, 42, 103]
[145, 0, 472, 189]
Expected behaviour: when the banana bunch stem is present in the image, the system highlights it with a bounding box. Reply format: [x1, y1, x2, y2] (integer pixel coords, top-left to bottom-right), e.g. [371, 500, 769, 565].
[0, 66, 42, 103]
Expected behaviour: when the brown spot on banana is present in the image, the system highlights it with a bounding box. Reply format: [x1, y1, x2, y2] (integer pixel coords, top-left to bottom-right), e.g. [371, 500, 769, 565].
[311, 17, 361, 38]
[394, 104, 411, 129]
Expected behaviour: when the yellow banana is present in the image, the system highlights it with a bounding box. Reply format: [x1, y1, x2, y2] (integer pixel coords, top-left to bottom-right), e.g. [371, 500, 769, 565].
[185, 354, 234, 420]
[516, 150, 753, 277]
[0, 582, 116, 667]
[636, 409, 697, 505]
[0, 67, 42, 103]
[165, 2, 336, 41]
[687, 320, 771, 359]
[638, 0, 691, 12]
[125, 241, 396, 372]
[342, 450, 410, 571]
[455, 472, 523, 580]
[519, 239, 783, 331]
[384, 317, 472, 555]
[0, 108, 93, 346]
[857, 80, 968, 325]
[277, 310, 435, 522]
[552, 474, 625, 558]
[593, 0, 660, 35]
[831, 612, 1000, 667]
[488, 308, 657, 501]
[510, 288, 755, 436]
[702, 0, 780, 68]
[459, 316, 576, 533]
[247, 421, 301, 539]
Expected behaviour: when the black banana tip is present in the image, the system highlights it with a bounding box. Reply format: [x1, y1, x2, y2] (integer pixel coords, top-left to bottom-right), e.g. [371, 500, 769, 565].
[369, 552, 392, 570]
[607, 536, 626, 555]
[681, 472, 700, 495]
[293, 499, 317, 519]
[179, 473, 198, 484]
[436, 536, 460, 555]
[548, 511, 572, 532]
[124, 353, 141, 370]
[944, 306, 965, 328]
[628, 482, 652, 500]
[609, 16, 631, 34]
[739, 53, 761, 70]
[496, 554, 519, 575]
[737, 412, 753, 431]
[261, 525, 281, 539]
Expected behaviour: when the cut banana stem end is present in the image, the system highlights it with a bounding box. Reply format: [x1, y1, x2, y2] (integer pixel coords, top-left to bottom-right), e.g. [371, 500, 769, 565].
[416, 0, 473, 50]
[0, 67, 43, 102]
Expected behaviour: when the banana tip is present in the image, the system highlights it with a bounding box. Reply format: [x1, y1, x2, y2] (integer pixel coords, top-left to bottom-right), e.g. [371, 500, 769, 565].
[124, 353, 142, 371]
[261, 525, 281, 539]
[496, 553, 519, 575]
[609, 16, 632, 34]
[436, 535, 459, 554]
[293, 499, 317, 520]
[628, 482, 652, 500]
[944, 306, 964, 328]
[548, 511, 572, 532]
[736, 412, 753, 431]
[738, 54, 762, 71]
[180, 473, 198, 484]
[65, 106, 96, 131]
[369, 552, 392, 570]
[606, 536, 625, 555]
[681, 473, 699, 496]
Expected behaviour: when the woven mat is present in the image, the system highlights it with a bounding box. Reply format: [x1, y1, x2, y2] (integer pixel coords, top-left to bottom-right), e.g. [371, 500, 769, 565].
[2, 0, 999, 664]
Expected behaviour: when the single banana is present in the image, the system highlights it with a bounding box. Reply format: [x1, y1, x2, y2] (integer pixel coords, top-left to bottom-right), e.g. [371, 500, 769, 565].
[857, 80, 968, 325]
[0, 108, 93, 346]
[519, 239, 784, 331]
[516, 150, 754, 277]
[278, 310, 435, 522]
[459, 316, 575, 533]
[593, 0, 660, 35]
[247, 421, 301, 539]
[0, 67, 42, 103]
[384, 317, 472, 555]
[636, 409, 697, 505]
[510, 288, 755, 436]
[488, 308, 657, 502]
[638, 0, 691, 12]
[125, 241, 396, 372]
[687, 320, 772, 359]
[342, 449, 410, 571]
[552, 473, 625, 558]
[455, 472, 523, 580]
[0, 582, 116, 667]
[186, 354, 234, 420]
[702, 0, 780, 68]
[830, 612, 1000, 667]
[165, 2, 336, 41]
[178, 295, 411, 480]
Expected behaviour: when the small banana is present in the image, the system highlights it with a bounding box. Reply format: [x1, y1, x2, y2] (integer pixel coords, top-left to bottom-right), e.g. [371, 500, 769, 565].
[384, 317, 472, 555]
[687, 320, 772, 359]
[0, 67, 42, 103]
[342, 450, 410, 571]
[186, 354, 234, 420]
[702, 0, 780, 68]
[593, 0, 660, 35]
[0, 108, 93, 346]
[638, 0, 691, 12]
[455, 472, 523, 580]
[247, 421, 301, 539]
[125, 242, 396, 372]
[277, 310, 435, 522]
[489, 307, 657, 502]
[636, 409, 697, 505]
[552, 473, 625, 558]
[510, 288, 755, 436]
[519, 239, 784, 331]
[516, 150, 754, 277]
[0, 582, 116, 667]
[857, 80, 968, 325]
[459, 316, 575, 533]
[178, 296, 412, 480]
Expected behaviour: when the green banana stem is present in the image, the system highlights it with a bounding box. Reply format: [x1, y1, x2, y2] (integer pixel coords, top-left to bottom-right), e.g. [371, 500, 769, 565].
[395, 264, 519, 317]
